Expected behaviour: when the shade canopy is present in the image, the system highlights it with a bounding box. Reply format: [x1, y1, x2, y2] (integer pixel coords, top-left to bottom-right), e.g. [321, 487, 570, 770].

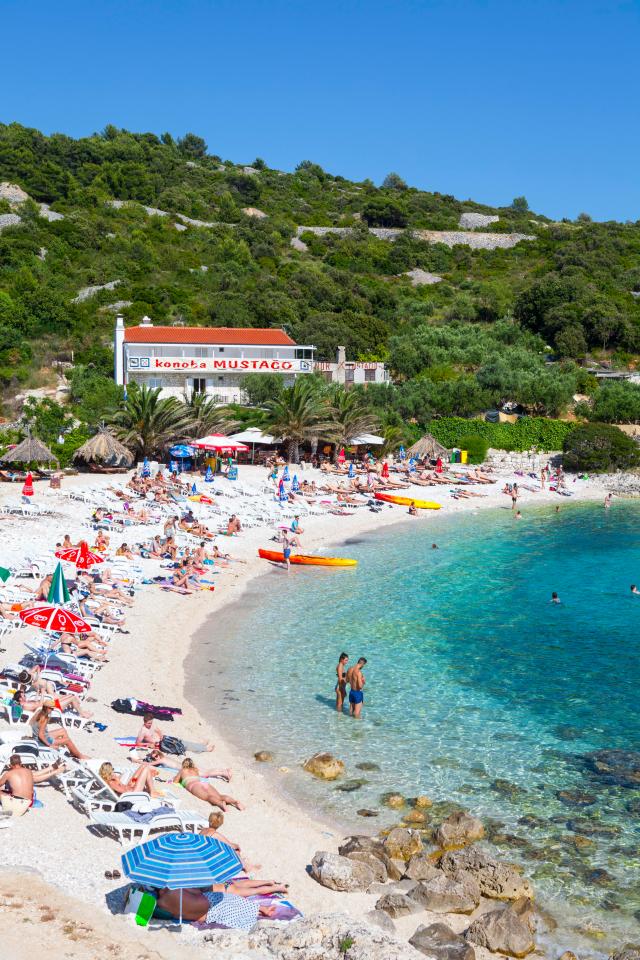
[73, 428, 134, 469]
[169, 444, 196, 458]
[55, 540, 104, 570]
[193, 434, 249, 452]
[121, 832, 242, 890]
[351, 433, 384, 446]
[19, 604, 93, 633]
[407, 433, 449, 461]
[0, 433, 57, 465]
[229, 428, 276, 445]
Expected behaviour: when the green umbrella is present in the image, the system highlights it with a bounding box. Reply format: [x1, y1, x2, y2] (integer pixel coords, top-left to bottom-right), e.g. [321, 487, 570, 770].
[47, 561, 70, 605]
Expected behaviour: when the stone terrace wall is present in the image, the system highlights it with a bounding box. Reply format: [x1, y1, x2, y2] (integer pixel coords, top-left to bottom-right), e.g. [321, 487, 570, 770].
[485, 448, 563, 470]
[296, 225, 534, 250]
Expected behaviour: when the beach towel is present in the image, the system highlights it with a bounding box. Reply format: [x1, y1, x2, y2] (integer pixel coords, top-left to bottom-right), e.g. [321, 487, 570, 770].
[110, 698, 181, 720]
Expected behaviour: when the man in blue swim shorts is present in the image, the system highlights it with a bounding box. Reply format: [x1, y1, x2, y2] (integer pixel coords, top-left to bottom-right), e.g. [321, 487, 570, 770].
[346, 657, 367, 718]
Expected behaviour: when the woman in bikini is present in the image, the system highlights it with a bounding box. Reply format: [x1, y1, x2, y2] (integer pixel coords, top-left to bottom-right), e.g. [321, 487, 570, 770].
[174, 758, 245, 811]
[335, 652, 349, 712]
[99, 761, 160, 797]
[33, 705, 87, 759]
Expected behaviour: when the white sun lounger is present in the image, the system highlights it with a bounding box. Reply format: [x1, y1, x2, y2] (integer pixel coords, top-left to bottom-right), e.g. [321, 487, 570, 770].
[89, 808, 207, 844]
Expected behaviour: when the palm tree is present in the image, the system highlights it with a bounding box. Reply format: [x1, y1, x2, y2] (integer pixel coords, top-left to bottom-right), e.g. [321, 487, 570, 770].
[107, 382, 192, 458]
[183, 391, 237, 439]
[262, 378, 335, 463]
[329, 387, 380, 462]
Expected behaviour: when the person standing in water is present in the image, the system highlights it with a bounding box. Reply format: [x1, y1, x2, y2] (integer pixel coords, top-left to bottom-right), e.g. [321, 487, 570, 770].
[346, 657, 367, 719]
[604, 493, 613, 510]
[335, 652, 349, 712]
[281, 529, 293, 573]
[551, 591, 561, 604]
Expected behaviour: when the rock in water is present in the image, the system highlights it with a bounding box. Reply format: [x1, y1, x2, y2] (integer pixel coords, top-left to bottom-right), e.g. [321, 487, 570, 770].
[357, 808, 379, 818]
[382, 792, 407, 809]
[583, 749, 640, 787]
[404, 809, 429, 825]
[466, 906, 535, 957]
[609, 950, 640, 960]
[415, 795, 433, 809]
[410, 922, 476, 960]
[404, 853, 441, 882]
[375, 892, 423, 918]
[254, 750, 274, 762]
[311, 851, 374, 891]
[434, 811, 484, 849]
[409, 873, 481, 914]
[383, 826, 423, 860]
[440, 847, 534, 901]
[303, 752, 345, 780]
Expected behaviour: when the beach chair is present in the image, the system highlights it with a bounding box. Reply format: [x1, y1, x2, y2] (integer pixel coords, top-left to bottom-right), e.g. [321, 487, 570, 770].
[89, 807, 208, 844]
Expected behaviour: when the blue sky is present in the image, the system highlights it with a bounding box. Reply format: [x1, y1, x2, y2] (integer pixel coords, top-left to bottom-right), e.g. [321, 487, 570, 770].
[1, 0, 638, 221]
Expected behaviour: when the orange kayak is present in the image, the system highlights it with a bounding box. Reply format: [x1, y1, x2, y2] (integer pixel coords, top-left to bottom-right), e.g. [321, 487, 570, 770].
[374, 492, 441, 509]
[258, 549, 357, 567]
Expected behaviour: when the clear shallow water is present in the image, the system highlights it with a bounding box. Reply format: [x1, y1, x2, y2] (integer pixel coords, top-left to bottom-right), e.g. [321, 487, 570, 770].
[194, 503, 640, 949]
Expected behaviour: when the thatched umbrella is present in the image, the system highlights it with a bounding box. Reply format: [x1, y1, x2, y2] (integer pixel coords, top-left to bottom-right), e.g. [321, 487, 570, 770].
[407, 433, 449, 461]
[73, 427, 134, 470]
[0, 432, 57, 466]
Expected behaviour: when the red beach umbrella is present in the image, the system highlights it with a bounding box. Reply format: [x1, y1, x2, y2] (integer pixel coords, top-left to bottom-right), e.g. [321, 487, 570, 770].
[381, 461, 389, 479]
[55, 540, 104, 570]
[19, 605, 93, 633]
[338, 447, 346, 463]
[22, 472, 34, 497]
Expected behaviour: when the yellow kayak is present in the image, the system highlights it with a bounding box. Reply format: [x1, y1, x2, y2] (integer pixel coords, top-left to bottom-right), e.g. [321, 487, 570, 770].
[374, 493, 441, 509]
[258, 549, 357, 567]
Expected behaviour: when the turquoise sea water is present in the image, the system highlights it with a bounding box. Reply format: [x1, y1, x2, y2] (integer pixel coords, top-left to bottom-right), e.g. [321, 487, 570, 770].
[197, 503, 640, 949]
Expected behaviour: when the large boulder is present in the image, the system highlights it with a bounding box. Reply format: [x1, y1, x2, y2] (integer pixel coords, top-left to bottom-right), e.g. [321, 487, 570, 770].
[345, 851, 387, 883]
[250, 911, 425, 959]
[339, 835, 385, 858]
[465, 906, 535, 957]
[409, 873, 481, 914]
[375, 892, 423, 919]
[311, 851, 374, 891]
[383, 826, 423, 861]
[404, 853, 441, 882]
[434, 812, 484, 849]
[440, 847, 534, 901]
[303, 753, 345, 780]
[609, 950, 640, 960]
[410, 922, 476, 960]
[364, 908, 397, 933]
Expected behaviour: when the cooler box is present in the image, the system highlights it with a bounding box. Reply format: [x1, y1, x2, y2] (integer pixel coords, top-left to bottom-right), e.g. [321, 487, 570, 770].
[461, 450, 468, 464]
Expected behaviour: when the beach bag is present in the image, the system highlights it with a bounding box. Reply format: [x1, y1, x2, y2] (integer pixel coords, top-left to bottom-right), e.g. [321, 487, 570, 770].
[124, 887, 157, 926]
[159, 735, 185, 755]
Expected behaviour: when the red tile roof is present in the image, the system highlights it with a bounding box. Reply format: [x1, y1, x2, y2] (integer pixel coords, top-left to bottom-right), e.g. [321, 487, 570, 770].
[124, 326, 297, 346]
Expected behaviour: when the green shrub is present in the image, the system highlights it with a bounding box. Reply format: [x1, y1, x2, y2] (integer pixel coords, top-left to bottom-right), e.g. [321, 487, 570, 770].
[459, 434, 489, 464]
[562, 423, 640, 473]
[428, 417, 575, 452]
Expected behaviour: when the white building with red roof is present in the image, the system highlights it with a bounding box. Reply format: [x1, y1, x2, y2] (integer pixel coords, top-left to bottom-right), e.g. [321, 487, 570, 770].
[114, 315, 315, 403]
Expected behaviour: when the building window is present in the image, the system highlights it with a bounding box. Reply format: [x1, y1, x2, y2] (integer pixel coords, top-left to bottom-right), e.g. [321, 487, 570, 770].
[345, 367, 355, 383]
[364, 368, 376, 382]
[193, 378, 207, 394]
[147, 377, 163, 388]
[195, 347, 208, 358]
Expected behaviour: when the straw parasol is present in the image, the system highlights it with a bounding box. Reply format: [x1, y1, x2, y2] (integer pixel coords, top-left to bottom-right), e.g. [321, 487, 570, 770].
[407, 433, 449, 461]
[0, 431, 57, 466]
[73, 427, 134, 470]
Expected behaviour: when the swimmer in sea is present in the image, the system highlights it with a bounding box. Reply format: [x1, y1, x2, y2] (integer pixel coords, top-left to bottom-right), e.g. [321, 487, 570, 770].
[335, 652, 349, 713]
[515, 510, 522, 520]
[551, 591, 561, 604]
[431, 543, 438, 550]
[631, 585, 640, 595]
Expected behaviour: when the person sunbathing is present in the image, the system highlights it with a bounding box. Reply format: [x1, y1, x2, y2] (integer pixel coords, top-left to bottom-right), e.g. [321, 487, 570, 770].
[32, 704, 87, 759]
[12, 688, 92, 719]
[26, 574, 52, 601]
[0, 754, 66, 817]
[135, 714, 216, 756]
[115, 543, 135, 560]
[226, 515, 242, 535]
[57, 632, 109, 661]
[61, 534, 77, 550]
[155, 886, 277, 926]
[94, 530, 110, 552]
[169, 567, 195, 594]
[98, 761, 161, 797]
[78, 598, 125, 627]
[0, 601, 19, 620]
[174, 758, 244, 811]
[200, 812, 260, 872]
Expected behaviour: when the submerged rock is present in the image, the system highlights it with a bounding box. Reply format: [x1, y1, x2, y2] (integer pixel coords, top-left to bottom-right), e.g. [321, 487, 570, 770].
[356, 761, 381, 772]
[335, 778, 367, 792]
[303, 752, 345, 780]
[254, 750, 273, 762]
[414, 795, 434, 809]
[311, 851, 374, 891]
[609, 948, 640, 960]
[556, 789, 597, 806]
[584, 749, 640, 787]
[491, 779, 528, 801]
[466, 905, 535, 957]
[433, 811, 484, 849]
[382, 792, 406, 809]
[440, 847, 534, 901]
[566, 818, 621, 837]
[410, 922, 476, 960]
[357, 808, 379, 817]
[554, 725, 583, 741]
[403, 809, 429, 825]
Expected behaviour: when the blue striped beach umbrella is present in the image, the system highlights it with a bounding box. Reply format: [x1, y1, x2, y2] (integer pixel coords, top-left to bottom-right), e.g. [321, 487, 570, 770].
[291, 474, 300, 492]
[398, 445, 406, 460]
[282, 465, 290, 482]
[122, 832, 242, 926]
[191, 482, 197, 495]
[204, 464, 214, 483]
[408, 457, 417, 472]
[141, 457, 151, 478]
[348, 462, 355, 479]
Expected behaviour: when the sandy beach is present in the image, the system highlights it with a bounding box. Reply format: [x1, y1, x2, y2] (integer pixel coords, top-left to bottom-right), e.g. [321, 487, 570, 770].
[0, 464, 608, 957]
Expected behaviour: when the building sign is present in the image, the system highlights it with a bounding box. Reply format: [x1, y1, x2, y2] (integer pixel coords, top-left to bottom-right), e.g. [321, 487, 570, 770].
[127, 356, 312, 373]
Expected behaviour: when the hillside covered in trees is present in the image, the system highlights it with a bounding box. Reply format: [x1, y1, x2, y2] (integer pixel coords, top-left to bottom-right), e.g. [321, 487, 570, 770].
[2, 121, 640, 431]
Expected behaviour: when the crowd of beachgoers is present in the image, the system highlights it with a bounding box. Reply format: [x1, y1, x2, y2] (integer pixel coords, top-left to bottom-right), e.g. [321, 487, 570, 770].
[0, 451, 607, 951]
